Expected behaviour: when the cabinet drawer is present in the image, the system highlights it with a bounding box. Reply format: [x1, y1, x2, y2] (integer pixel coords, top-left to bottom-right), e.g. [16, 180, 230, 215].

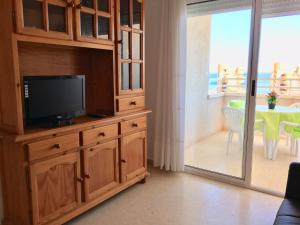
[118, 96, 145, 112]
[82, 124, 118, 146]
[121, 116, 147, 134]
[27, 133, 80, 161]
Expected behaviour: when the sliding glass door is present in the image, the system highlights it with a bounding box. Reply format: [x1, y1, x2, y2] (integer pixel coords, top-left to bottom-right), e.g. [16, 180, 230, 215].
[185, 0, 257, 179]
[251, 0, 300, 194]
[185, 0, 300, 196]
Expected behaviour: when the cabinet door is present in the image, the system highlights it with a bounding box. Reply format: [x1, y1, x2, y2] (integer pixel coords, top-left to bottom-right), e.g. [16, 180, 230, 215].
[83, 140, 119, 201]
[15, 0, 73, 40]
[29, 152, 81, 225]
[75, 0, 114, 44]
[116, 0, 144, 95]
[121, 131, 146, 182]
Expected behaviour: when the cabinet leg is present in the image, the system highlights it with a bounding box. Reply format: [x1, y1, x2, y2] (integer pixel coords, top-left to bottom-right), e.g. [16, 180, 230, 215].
[140, 177, 147, 184]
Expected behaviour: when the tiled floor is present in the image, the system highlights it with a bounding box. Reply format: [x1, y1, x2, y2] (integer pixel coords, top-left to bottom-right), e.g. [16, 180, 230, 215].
[67, 167, 282, 225]
[185, 131, 300, 193]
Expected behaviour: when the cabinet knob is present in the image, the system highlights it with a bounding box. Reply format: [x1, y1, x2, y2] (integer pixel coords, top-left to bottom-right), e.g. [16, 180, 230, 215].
[84, 174, 91, 179]
[121, 159, 126, 163]
[77, 177, 84, 182]
[98, 132, 106, 137]
[130, 101, 137, 105]
[53, 144, 61, 149]
[132, 123, 138, 127]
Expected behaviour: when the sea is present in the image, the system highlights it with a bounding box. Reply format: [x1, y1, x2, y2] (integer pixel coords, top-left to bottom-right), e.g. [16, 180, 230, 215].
[209, 73, 272, 94]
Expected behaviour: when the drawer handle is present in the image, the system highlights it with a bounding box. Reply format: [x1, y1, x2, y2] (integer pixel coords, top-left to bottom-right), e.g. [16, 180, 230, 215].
[132, 123, 138, 127]
[52, 144, 61, 149]
[84, 174, 91, 179]
[98, 132, 106, 137]
[130, 101, 137, 105]
[77, 177, 84, 182]
[121, 159, 126, 163]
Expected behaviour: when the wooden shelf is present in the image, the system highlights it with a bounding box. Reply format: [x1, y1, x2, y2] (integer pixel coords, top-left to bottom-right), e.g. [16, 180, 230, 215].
[15, 110, 151, 142]
[14, 34, 115, 51]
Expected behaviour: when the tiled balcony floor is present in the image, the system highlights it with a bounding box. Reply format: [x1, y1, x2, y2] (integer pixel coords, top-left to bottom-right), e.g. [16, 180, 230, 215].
[185, 131, 300, 193]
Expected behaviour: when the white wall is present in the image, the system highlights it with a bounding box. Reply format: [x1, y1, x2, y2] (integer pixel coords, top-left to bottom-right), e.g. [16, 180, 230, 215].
[185, 15, 224, 148]
[145, 0, 162, 160]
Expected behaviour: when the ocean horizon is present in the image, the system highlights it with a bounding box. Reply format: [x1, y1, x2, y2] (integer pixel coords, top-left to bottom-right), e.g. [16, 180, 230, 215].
[209, 72, 272, 94]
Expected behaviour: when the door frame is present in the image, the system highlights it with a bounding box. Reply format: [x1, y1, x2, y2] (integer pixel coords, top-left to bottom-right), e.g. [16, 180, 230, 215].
[184, 0, 281, 196]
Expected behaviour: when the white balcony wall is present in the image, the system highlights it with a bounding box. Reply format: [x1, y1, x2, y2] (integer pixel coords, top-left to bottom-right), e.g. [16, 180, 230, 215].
[185, 15, 225, 148]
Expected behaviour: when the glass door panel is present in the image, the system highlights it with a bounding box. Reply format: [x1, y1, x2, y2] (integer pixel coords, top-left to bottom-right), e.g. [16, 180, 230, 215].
[133, 0, 142, 29]
[251, 1, 300, 194]
[132, 63, 142, 89]
[121, 63, 130, 90]
[48, 4, 66, 32]
[98, 0, 109, 12]
[132, 33, 141, 60]
[185, 0, 253, 178]
[120, 0, 130, 27]
[19, 0, 73, 39]
[118, 0, 144, 95]
[23, 0, 43, 29]
[80, 12, 94, 37]
[121, 31, 130, 59]
[81, 0, 94, 8]
[98, 16, 110, 39]
[76, 0, 113, 43]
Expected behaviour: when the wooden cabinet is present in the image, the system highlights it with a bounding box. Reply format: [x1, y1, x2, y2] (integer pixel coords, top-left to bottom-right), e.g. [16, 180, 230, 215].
[0, 0, 149, 223]
[29, 152, 82, 225]
[117, 96, 145, 112]
[121, 116, 146, 134]
[75, 0, 114, 44]
[27, 133, 80, 161]
[81, 123, 118, 146]
[14, 0, 73, 40]
[14, 0, 115, 43]
[116, 0, 144, 95]
[121, 131, 146, 182]
[83, 140, 119, 201]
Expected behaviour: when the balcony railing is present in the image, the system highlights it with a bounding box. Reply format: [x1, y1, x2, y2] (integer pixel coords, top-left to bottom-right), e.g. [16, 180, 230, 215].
[214, 77, 300, 96]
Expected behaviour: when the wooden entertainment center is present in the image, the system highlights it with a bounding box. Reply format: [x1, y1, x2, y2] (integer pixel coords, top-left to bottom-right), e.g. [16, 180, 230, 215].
[0, 0, 149, 224]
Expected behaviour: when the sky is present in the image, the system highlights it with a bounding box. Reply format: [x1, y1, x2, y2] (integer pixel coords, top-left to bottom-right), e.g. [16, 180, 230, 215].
[209, 10, 300, 73]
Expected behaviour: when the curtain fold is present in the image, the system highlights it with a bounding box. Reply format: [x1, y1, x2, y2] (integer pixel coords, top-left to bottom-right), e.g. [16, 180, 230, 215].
[146, 0, 187, 172]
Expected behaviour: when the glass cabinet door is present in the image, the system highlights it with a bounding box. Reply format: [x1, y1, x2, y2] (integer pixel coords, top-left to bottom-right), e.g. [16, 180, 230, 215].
[16, 0, 73, 40]
[118, 0, 144, 95]
[75, 0, 114, 44]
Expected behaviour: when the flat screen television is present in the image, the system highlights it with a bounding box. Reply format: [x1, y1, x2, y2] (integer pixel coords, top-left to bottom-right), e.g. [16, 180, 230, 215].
[24, 75, 86, 127]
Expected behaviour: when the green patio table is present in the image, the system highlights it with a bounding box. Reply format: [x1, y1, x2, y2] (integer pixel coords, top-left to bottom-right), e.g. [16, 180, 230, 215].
[228, 100, 300, 159]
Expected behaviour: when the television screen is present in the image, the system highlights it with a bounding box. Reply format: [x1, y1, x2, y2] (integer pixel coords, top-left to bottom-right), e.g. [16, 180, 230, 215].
[24, 75, 86, 125]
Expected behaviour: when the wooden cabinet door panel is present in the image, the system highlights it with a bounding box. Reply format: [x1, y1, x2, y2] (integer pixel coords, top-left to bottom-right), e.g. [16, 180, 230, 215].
[121, 131, 146, 182]
[75, 0, 114, 44]
[83, 140, 119, 201]
[29, 152, 81, 225]
[116, 0, 145, 96]
[15, 0, 73, 40]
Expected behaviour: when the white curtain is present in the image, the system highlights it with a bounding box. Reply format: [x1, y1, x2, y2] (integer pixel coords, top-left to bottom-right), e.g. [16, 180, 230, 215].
[145, 0, 187, 171]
